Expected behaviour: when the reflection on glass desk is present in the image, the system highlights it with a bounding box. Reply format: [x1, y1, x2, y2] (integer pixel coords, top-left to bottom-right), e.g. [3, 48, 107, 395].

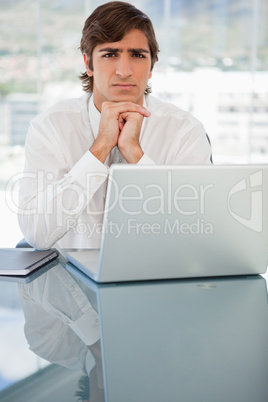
[0, 259, 268, 402]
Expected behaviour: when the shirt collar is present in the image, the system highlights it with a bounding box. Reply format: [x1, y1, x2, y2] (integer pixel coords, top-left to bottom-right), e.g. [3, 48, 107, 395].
[88, 95, 147, 140]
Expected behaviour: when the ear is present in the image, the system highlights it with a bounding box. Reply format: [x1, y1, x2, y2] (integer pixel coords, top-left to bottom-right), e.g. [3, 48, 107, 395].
[83, 53, 93, 77]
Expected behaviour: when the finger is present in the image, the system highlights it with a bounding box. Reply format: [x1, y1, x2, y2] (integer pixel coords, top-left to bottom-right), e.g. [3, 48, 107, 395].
[102, 101, 151, 117]
[120, 111, 143, 121]
[118, 115, 125, 131]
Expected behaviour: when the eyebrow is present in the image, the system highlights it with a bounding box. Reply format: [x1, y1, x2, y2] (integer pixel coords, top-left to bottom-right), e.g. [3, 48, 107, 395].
[98, 47, 150, 54]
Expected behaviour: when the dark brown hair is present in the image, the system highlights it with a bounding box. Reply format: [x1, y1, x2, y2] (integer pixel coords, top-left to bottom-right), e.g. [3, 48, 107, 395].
[79, 1, 159, 93]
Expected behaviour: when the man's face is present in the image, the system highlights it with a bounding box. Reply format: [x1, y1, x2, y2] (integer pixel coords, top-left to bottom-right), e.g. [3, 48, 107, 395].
[83, 29, 153, 111]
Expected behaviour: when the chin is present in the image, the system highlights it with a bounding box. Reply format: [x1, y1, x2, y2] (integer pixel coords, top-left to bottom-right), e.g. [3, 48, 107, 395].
[112, 93, 141, 104]
[109, 89, 140, 101]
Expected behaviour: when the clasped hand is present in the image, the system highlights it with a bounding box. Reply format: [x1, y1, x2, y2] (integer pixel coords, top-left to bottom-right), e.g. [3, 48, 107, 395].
[90, 101, 151, 164]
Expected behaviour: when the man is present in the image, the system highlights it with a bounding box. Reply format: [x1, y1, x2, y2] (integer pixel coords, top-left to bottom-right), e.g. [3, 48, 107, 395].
[18, 1, 212, 250]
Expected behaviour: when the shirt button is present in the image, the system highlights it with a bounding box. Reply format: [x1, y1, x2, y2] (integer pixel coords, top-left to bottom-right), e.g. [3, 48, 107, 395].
[96, 176, 102, 182]
[93, 318, 99, 326]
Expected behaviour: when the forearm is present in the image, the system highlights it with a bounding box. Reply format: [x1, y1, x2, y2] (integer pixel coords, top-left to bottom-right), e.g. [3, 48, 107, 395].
[19, 151, 108, 249]
[89, 137, 114, 164]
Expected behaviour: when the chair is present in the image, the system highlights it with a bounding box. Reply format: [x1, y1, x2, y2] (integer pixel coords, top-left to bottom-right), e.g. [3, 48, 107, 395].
[16, 238, 32, 248]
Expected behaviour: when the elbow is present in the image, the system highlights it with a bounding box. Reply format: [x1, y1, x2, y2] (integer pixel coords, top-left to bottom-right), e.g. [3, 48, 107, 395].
[18, 215, 56, 251]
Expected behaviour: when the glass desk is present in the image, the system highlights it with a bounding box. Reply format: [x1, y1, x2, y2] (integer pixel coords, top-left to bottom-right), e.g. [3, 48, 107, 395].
[0, 256, 268, 402]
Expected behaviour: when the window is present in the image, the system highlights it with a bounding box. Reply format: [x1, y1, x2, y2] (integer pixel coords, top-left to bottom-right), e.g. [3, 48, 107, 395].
[1, 0, 268, 247]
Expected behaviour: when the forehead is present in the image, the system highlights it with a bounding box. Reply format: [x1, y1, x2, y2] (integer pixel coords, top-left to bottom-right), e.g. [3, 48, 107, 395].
[93, 29, 150, 53]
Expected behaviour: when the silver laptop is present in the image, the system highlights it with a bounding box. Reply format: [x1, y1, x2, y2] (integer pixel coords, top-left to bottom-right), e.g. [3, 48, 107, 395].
[66, 164, 268, 282]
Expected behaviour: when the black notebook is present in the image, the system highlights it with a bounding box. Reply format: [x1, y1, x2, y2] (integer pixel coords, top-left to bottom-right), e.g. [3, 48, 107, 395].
[0, 248, 59, 276]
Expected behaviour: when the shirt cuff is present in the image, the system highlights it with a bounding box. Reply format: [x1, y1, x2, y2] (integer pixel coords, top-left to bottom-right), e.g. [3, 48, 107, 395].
[69, 307, 100, 346]
[137, 154, 155, 165]
[69, 150, 108, 189]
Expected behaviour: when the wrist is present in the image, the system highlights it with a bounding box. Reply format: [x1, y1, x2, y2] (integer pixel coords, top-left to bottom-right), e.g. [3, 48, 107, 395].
[90, 139, 112, 164]
[120, 144, 144, 164]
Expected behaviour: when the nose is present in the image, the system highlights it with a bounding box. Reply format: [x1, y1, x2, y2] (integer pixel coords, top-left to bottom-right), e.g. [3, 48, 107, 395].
[116, 55, 132, 78]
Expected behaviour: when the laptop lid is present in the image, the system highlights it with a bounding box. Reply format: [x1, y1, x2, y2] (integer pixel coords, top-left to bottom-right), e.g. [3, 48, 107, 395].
[67, 164, 268, 282]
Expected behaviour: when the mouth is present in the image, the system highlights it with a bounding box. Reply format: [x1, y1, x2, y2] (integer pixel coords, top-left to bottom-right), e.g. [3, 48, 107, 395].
[113, 83, 136, 90]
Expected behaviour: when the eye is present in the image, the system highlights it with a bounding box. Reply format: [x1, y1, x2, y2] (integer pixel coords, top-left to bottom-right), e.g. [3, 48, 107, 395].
[103, 52, 117, 58]
[133, 53, 145, 58]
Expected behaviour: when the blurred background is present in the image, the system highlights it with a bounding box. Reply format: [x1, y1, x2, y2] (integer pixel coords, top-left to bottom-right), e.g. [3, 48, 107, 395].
[0, 0, 268, 392]
[1, 0, 268, 247]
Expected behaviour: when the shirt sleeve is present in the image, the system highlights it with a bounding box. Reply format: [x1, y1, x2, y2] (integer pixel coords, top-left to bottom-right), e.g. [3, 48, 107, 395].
[18, 119, 108, 250]
[19, 296, 94, 373]
[173, 122, 212, 165]
[137, 154, 156, 165]
[18, 263, 99, 373]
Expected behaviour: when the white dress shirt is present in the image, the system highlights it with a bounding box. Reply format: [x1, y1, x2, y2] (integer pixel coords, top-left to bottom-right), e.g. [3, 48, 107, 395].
[18, 93, 212, 250]
[18, 260, 99, 375]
